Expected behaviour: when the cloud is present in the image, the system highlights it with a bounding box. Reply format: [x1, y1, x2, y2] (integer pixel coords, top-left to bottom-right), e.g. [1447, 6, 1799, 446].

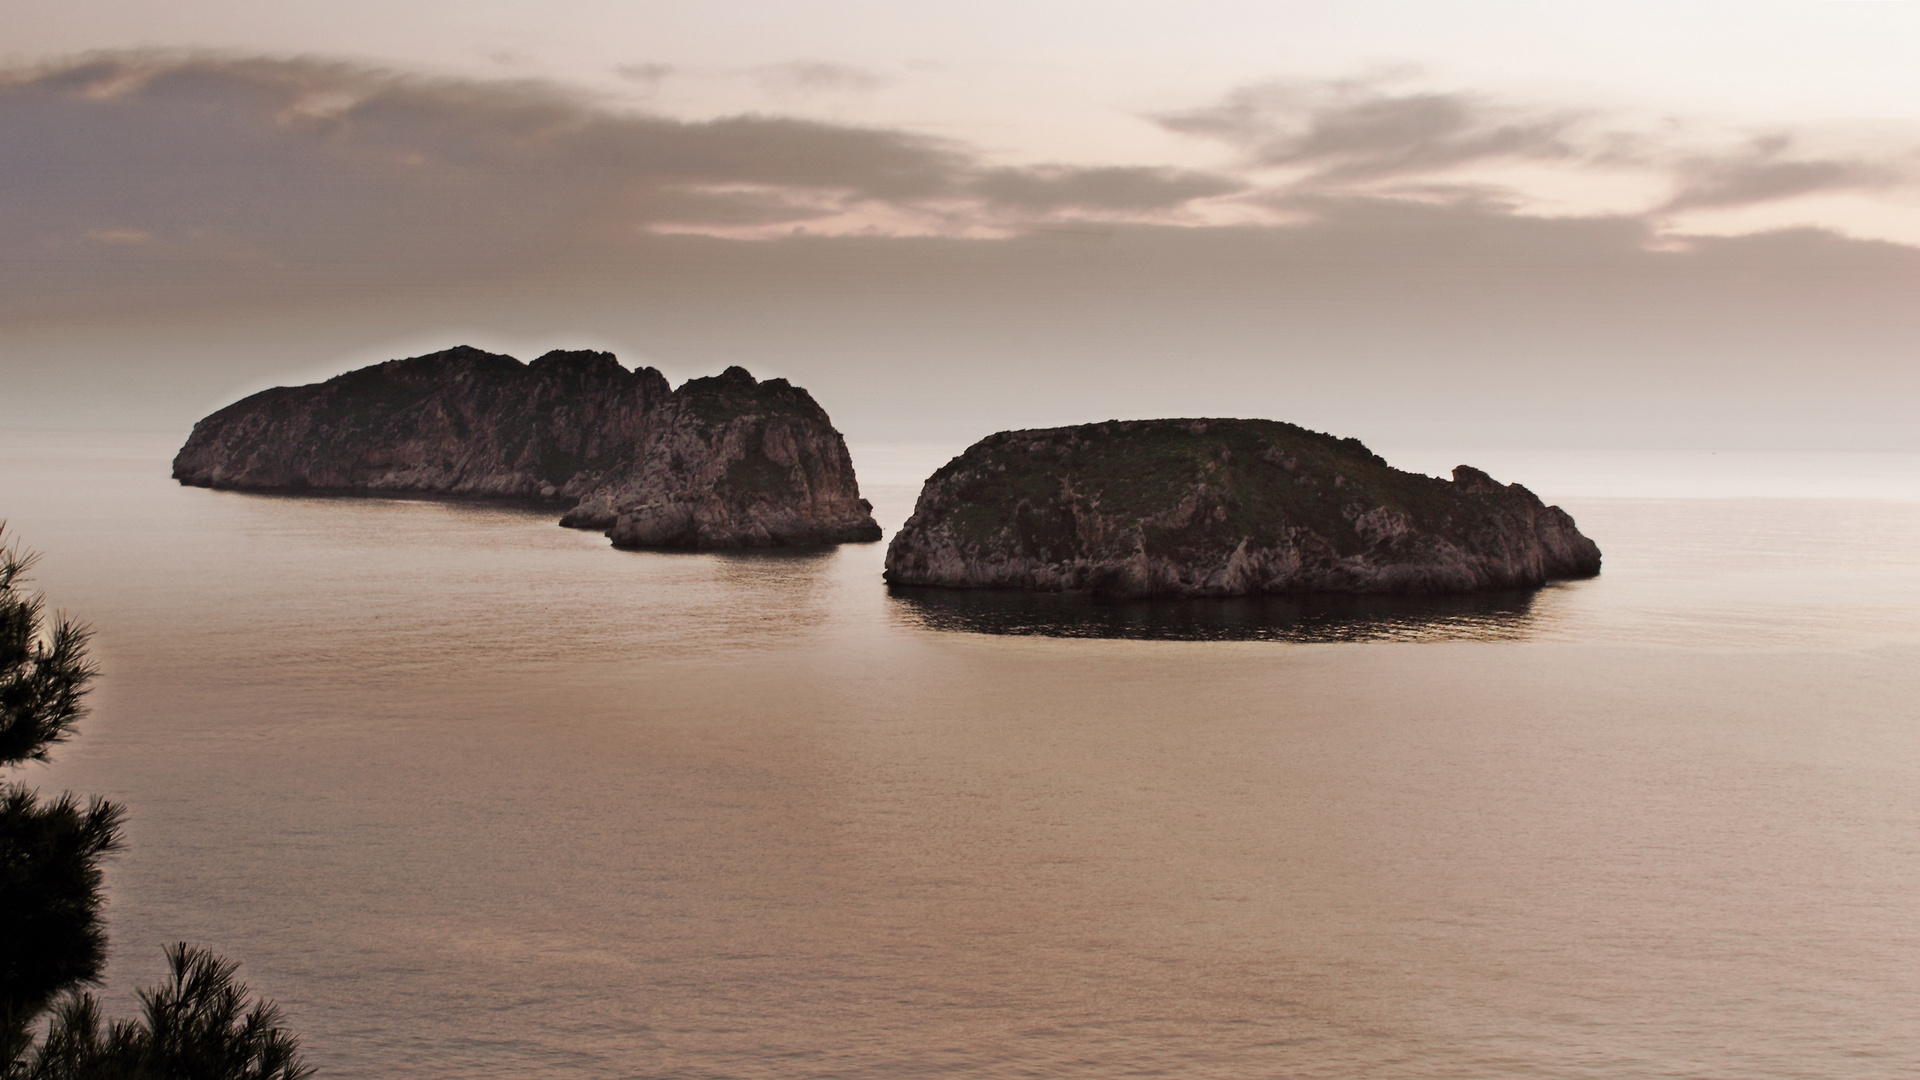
[4, 56, 1919, 452]
[755, 62, 884, 97]
[615, 63, 673, 89]
[0, 53, 960, 242]
[1159, 81, 1582, 183]
[0, 54, 944, 311]
[969, 166, 1243, 212]
[5, 50, 1920, 338]
[0, 52, 1260, 317]
[1662, 135, 1900, 211]
[1158, 76, 1918, 222]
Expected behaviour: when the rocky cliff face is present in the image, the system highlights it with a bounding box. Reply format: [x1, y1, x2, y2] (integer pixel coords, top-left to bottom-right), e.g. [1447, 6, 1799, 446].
[561, 366, 883, 548]
[883, 419, 1600, 597]
[171, 346, 668, 500]
[173, 347, 880, 549]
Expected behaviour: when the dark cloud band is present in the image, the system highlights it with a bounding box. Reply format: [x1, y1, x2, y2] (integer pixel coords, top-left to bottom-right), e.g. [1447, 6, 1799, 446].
[3, 52, 1916, 325]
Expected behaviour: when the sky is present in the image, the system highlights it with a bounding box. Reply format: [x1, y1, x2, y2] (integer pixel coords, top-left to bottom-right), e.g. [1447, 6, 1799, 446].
[4, 1, 1919, 450]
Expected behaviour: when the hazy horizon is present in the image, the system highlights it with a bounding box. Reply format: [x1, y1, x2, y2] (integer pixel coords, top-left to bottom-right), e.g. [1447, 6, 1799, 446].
[7, 4, 1920, 453]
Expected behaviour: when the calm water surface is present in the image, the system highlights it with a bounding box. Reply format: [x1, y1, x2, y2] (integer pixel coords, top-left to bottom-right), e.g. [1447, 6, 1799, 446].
[4, 433, 1919, 1079]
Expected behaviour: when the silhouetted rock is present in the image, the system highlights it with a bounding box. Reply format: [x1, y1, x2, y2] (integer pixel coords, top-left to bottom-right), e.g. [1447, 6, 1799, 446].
[173, 348, 880, 549]
[884, 419, 1599, 597]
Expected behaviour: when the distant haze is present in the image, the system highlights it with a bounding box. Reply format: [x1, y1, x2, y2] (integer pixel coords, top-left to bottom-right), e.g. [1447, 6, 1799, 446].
[4, 5, 1920, 451]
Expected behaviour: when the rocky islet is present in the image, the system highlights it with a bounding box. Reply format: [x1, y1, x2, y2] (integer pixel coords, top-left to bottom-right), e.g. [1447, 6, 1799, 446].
[172, 346, 882, 549]
[883, 419, 1600, 597]
[177, 356, 1600, 591]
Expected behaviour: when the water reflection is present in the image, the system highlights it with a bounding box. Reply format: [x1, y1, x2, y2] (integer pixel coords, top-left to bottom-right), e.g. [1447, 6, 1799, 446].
[889, 586, 1547, 642]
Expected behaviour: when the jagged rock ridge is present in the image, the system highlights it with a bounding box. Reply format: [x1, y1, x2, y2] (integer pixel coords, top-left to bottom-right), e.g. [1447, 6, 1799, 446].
[172, 346, 882, 549]
[883, 419, 1600, 597]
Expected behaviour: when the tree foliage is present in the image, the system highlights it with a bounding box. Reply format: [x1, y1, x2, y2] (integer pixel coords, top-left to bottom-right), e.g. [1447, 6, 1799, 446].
[0, 542, 96, 766]
[22, 945, 310, 1080]
[0, 527, 310, 1079]
[0, 788, 123, 1067]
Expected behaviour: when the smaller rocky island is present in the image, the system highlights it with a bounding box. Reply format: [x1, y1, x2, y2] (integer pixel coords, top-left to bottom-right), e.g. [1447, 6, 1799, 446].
[173, 346, 882, 549]
[884, 419, 1600, 597]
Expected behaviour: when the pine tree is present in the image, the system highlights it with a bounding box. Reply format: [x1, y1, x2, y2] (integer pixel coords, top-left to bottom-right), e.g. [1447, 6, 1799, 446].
[0, 528, 310, 1079]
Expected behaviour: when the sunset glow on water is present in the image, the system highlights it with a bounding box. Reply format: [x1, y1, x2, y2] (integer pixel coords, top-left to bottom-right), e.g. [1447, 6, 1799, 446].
[7, 436, 1918, 1077]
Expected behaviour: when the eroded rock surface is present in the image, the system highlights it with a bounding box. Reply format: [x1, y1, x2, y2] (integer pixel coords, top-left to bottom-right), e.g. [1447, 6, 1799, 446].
[883, 419, 1599, 597]
[562, 366, 883, 548]
[173, 347, 880, 549]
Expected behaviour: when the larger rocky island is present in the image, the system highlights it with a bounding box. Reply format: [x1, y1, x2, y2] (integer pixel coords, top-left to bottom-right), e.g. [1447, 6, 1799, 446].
[884, 419, 1600, 597]
[173, 346, 882, 549]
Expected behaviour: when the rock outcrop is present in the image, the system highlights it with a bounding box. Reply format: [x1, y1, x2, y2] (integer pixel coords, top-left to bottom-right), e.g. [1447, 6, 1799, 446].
[172, 346, 667, 502]
[173, 346, 881, 549]
[561, 366, 884, 549]
[883, 419, 1599, 597]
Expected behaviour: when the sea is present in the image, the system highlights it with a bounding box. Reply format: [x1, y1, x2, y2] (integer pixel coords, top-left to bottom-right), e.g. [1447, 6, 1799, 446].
[4, 432, 1918, 1079]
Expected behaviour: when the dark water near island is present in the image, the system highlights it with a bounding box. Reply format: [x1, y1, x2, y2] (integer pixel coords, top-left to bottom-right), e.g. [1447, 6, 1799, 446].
[5, 433, 1920, 1079]
[889, 586, 1548, 642]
